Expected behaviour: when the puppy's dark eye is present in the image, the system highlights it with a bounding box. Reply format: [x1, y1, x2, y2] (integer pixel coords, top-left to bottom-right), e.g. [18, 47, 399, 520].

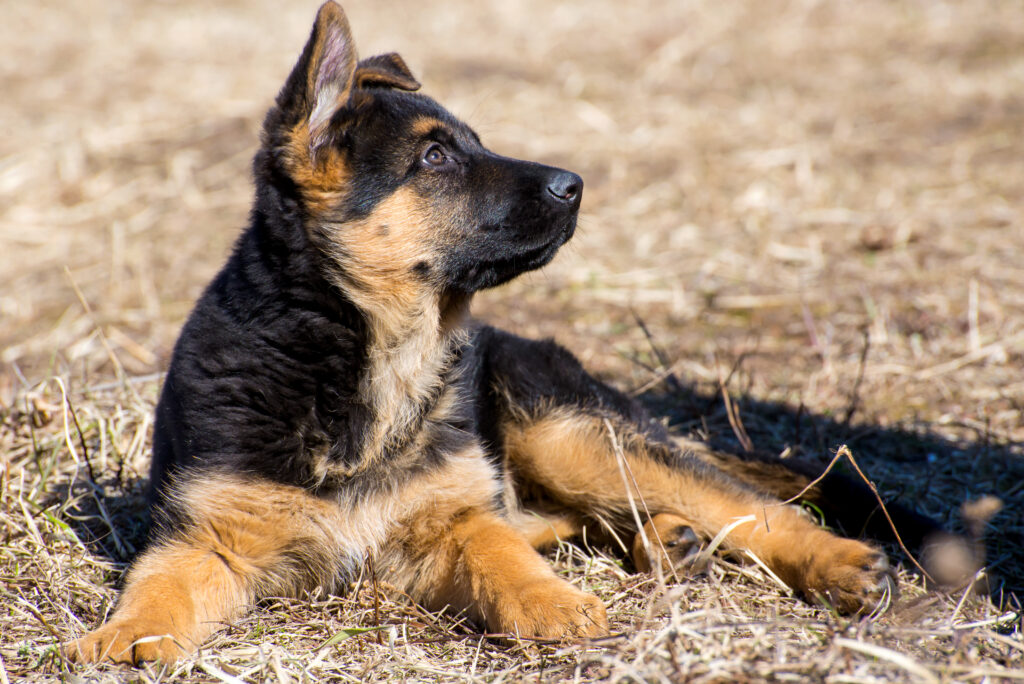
[422, 144, 450, 168]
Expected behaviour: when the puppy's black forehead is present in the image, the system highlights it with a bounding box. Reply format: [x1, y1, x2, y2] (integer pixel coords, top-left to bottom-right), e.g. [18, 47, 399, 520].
[335, 90, 480, 219]
[350, 90, 479, 153]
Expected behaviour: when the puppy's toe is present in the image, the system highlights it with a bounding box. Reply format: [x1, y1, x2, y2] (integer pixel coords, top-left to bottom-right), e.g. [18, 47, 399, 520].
[804, 540, 897, 615]
[66, 619, 185, 665]
[633, 513, 706, 576]
[493, 577, 608, 640]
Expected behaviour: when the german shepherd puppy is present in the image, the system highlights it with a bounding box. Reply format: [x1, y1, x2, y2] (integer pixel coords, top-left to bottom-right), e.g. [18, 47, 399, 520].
[67, 1, 917, 664]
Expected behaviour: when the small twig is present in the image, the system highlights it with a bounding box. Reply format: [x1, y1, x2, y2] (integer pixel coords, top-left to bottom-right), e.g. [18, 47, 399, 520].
[842, 326, 871, 428]
[721, 350, 751, 390]
[775, 449, 846, 507]
[717, 363, 753, 453]
[631, 309, 682, 393]
[834, 637, 938, 684]
[387, 585, 462, 639]
[839, 445, 932, 580]
[692, 515, 756, 570]
[915, 329, 1024, 380]
[773, 445, 932, 581]
[16, 595, 64, 644]
[948, 568, 985, 626]
[801, 302, 827, 368]
[90, 489, 131, 558]
[622, 352, 659, 377]
[63, 391, 96, 484]
[366, 551, 383, 645]
[629, 363, 685, 397]
[604, 419, 680, 585]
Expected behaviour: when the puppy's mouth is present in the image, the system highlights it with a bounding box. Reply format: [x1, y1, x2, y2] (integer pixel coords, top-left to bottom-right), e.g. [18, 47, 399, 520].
[443, 216, 576, 293]
[504, 215, 576, 271]
[526, 217, 576, 263]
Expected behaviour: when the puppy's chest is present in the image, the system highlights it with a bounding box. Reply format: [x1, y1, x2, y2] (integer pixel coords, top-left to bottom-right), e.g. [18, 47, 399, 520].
[306, 335, 477, 485]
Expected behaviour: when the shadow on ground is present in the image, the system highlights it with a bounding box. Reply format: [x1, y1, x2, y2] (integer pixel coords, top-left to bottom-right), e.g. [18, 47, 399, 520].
[640, 379, 1024, 602]
[57, 476, 151, 568]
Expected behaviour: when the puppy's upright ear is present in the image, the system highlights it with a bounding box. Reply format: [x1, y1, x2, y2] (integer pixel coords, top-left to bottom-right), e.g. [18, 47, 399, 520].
[276, 1, 358, 156]
[355, 53, 421, 91]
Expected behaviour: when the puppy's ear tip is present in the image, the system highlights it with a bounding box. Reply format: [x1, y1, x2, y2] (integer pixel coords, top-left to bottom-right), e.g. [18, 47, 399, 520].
[355, 53, 421, 92]
[315, 1, 347, 24]
[312, 1, 355, 55]
[310, 2, 356, 76]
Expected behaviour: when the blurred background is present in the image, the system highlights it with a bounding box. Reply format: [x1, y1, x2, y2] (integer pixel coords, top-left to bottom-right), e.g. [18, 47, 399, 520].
[2, 0, 1022, 506]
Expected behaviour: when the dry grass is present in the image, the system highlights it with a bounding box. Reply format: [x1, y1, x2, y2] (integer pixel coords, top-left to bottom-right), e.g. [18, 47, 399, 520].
[2, 0, 1023, 681]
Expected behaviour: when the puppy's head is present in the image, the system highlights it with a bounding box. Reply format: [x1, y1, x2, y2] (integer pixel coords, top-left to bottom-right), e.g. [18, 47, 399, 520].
[261, 2, 581, 311]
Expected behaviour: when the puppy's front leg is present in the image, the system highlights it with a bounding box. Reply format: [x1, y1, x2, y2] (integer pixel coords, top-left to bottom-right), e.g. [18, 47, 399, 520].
[392, 508, 608, 639]
[66, 475, 353, 664]
[66, 539, 251, 664]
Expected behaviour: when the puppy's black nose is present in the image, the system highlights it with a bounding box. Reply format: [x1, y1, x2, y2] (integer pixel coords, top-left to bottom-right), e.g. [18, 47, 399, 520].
[546, 171, 583, 205]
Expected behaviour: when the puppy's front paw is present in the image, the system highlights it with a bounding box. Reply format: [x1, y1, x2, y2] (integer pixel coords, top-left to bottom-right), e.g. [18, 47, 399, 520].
[65, 618, 185, 665]
[492, 577, 608, 640]
[804, 538, 896, 615]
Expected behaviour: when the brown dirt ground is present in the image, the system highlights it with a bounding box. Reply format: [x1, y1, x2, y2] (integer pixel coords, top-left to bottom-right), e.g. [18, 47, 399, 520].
[2, 0, 1022, 681]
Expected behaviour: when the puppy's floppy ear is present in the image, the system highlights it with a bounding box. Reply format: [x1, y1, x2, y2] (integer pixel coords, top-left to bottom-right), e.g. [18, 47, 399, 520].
[355, 53, 421, 91]
[276, 1, 358, 155]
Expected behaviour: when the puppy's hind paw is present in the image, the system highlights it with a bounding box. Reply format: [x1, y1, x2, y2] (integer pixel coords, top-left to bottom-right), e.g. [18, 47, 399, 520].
[805, 539, 897, 615]
[632, 513, 707, 577]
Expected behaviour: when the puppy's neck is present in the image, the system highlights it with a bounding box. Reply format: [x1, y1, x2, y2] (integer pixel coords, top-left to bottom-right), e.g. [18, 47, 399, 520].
[336, 273, 471, 471]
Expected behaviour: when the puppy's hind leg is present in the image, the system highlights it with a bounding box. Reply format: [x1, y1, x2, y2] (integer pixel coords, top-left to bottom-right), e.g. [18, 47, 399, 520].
[66, 475, 353, 664]
[479, 328, 894, 614]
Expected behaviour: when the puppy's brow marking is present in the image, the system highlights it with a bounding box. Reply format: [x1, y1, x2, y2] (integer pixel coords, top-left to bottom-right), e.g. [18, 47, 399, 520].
[410, 116, 448, 138]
